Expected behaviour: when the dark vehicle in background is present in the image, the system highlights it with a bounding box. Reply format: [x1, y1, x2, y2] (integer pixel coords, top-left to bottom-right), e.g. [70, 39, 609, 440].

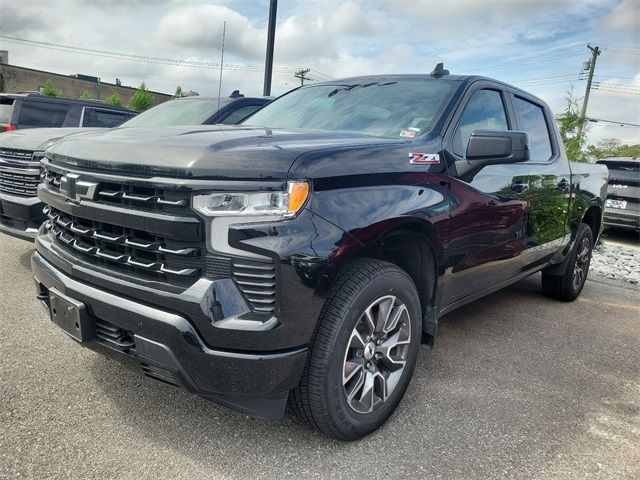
[0, 93, 136, 131]
[0, 94, 271, 240]
[596, 157, 639, 232]
[30, 71, 607, 440]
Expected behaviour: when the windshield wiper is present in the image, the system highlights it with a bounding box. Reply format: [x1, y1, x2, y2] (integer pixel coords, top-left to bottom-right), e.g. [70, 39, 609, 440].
[328, 84, 360, 97]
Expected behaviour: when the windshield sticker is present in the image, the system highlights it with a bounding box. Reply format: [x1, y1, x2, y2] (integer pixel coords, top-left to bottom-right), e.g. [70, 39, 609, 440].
[409, 153, 440, 165]
[400, 130, 417, 138]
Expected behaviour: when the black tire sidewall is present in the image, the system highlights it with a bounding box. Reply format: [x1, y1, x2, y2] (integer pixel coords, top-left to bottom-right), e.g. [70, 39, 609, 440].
[566, 224, 593, 298]
[322, 268, 421, 439]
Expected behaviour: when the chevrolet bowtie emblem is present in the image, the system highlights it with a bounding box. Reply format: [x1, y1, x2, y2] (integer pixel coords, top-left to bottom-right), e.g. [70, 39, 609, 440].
[59, 174, 98, 202]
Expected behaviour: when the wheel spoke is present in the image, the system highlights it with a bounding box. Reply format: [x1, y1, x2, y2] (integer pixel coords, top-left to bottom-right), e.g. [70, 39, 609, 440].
[345, 368, 366, 403]
[343, 358, 364, 384]
[378, 328, 410, 367]
[363, 309, 376, 337]
[358, 370, 376, 413]
[383, 304, 408, 334]
[374, 296, 395, 333]
[348, 329, 368, 350]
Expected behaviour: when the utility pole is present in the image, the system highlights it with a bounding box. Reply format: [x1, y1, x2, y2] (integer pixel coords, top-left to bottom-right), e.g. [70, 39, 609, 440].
[217, 21, 226, 110]
[294, 68, 311, 86]
[263, 0, 277, 96]
[577, 44, 601, 140]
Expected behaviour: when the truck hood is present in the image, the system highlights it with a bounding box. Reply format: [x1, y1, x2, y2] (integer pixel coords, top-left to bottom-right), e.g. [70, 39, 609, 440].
[0, 127, 101, 151]
[45, 125, 407, 179]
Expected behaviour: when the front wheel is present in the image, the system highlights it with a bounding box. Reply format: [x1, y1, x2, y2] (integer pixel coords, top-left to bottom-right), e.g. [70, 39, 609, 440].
[542, 223, 593, 301]
[291, 259, 422, 441]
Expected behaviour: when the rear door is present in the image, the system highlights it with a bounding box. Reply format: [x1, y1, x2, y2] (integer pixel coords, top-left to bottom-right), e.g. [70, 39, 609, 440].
[440, 82, 531, 305]
[511, 93, 571, 267]
[16, 100, 70, 129]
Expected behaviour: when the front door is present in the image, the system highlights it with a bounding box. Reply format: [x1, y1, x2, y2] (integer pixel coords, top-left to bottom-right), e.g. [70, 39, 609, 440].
[440, 85, 531, 307]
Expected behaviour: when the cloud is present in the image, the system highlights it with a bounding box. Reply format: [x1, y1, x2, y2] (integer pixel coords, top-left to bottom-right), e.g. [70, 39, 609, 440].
[600, 0, 640, 34]
[156, 4, 265, 61]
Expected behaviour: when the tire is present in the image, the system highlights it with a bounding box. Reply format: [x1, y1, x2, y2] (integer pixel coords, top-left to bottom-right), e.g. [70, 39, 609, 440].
[291, 258, 422, 441]
[542, 223, 593, 301]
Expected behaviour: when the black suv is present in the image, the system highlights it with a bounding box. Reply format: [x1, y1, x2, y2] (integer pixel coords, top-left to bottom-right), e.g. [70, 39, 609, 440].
[0, 94, 136, 132]
[596, 157, 639, 231]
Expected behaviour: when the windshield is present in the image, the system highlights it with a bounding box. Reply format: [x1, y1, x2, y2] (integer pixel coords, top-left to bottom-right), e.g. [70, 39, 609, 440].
[242, 79, 456, 138]
[120, 98, 231, 127]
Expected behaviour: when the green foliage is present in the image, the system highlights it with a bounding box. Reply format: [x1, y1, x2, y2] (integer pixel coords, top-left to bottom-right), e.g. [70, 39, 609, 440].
[42, 80, 62, 97]
[105, 93, 122, 106]
[586, 140, 640, 160]
[79, 90, 92, 100]
[173, 86, 183, 99]
[128, 82, 153, 112]
[556, 90, 588, 162]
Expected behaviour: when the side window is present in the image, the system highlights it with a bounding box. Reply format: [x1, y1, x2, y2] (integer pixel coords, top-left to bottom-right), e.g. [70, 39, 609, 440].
[18, 102, 69, 127]
[83, 108, 135, 128]
[513, 97, 552, 161]
[453, 89, 509, 157]
[219, 104, 264, 125]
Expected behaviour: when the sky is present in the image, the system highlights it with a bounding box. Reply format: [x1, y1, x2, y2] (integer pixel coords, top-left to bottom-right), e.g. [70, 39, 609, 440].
[0, 0, 638, 146]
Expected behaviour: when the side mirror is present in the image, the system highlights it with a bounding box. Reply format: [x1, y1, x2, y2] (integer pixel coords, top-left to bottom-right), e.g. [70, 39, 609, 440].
[454, 130, 529, 180]
[466, 130, 529, 164]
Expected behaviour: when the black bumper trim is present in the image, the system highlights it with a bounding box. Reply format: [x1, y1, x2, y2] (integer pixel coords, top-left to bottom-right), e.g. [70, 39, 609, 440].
[31, 251, 308, 419]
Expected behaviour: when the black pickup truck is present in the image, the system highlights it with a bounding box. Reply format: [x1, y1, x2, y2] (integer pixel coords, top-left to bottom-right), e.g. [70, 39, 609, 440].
[31, 69, 608, 440]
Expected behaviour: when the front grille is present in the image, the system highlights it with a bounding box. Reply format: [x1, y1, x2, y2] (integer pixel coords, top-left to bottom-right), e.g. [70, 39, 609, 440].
[44, 205, 203, 286]
[232, 258, 277, 314]
[43, 170, 187, 212]
[0, 169, 40, 196]
[0, 148, 34, 163]
[604, 210, 639, 221]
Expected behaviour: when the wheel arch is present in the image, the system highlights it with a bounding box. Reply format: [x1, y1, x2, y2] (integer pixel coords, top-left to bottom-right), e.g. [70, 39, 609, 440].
[581, 204, 603, 242]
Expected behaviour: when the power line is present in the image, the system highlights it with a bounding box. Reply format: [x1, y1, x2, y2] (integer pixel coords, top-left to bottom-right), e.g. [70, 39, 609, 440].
[588, 118, 640, 127]
[0, 34, 299, 73]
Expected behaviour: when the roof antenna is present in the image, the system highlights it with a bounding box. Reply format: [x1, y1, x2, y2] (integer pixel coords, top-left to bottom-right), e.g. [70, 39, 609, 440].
[430, 63, 449, 78]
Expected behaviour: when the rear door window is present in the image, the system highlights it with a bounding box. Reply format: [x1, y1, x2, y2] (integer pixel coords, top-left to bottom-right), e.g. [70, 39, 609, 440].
[453, 89, 509, 157]
[218, 104, 265, 125]
[0, 98, 15, 124]
[513, 97, 553, 161]
[82, 108, 135, 127]
[18, 101, 70, 127]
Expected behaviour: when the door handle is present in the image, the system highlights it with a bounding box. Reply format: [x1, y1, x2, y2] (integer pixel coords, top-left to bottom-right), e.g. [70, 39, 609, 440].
[511, 183, 529, 194]
[557, 179, 570, 191]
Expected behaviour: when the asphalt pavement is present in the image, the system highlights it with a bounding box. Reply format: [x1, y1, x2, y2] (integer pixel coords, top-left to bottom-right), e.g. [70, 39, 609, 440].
[1, 233, 638, 480]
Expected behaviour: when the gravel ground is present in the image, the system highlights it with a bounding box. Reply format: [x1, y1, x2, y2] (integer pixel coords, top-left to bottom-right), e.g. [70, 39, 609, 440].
[592, 229, 640, 285]
[1, 234, 639, 480]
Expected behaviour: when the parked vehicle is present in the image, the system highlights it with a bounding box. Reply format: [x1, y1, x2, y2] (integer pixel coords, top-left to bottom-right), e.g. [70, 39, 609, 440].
[595, 157, 639, 231]
[0, 94, 271, 240]
[30, 69, 607, 440]
[0, 93, 136, 131]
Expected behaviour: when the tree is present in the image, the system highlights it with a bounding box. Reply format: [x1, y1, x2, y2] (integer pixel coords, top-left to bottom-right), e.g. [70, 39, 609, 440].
[597, 138, 623, 156]
[173, 86, 183, 99]
[586, 140, 639, 161]
[106, 93, 122, 106]
[42, 80, 62, 97]
[79, 90, 92, 100]
[556, 89, 588, 162]
[129, 82, 153, 112]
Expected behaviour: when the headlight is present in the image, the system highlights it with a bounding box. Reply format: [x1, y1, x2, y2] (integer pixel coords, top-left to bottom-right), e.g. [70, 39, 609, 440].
[192, 181, 309, 219]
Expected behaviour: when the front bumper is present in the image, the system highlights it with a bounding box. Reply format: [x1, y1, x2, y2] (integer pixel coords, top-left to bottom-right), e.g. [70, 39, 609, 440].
[31, 251, 308, 419]
[603, 207, 640, 231]
[0, 191, 44, 240]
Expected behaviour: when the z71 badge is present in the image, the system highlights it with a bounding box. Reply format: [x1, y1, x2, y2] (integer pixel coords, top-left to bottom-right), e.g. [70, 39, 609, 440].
[409, 153, 440, 165]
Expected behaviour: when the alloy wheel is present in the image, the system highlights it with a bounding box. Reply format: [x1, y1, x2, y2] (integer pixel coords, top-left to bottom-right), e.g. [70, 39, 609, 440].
[342, 295, 411, 414]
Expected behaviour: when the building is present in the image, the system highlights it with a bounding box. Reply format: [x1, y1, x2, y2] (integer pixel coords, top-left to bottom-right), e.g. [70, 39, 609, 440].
[0, 53, 171, 107]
